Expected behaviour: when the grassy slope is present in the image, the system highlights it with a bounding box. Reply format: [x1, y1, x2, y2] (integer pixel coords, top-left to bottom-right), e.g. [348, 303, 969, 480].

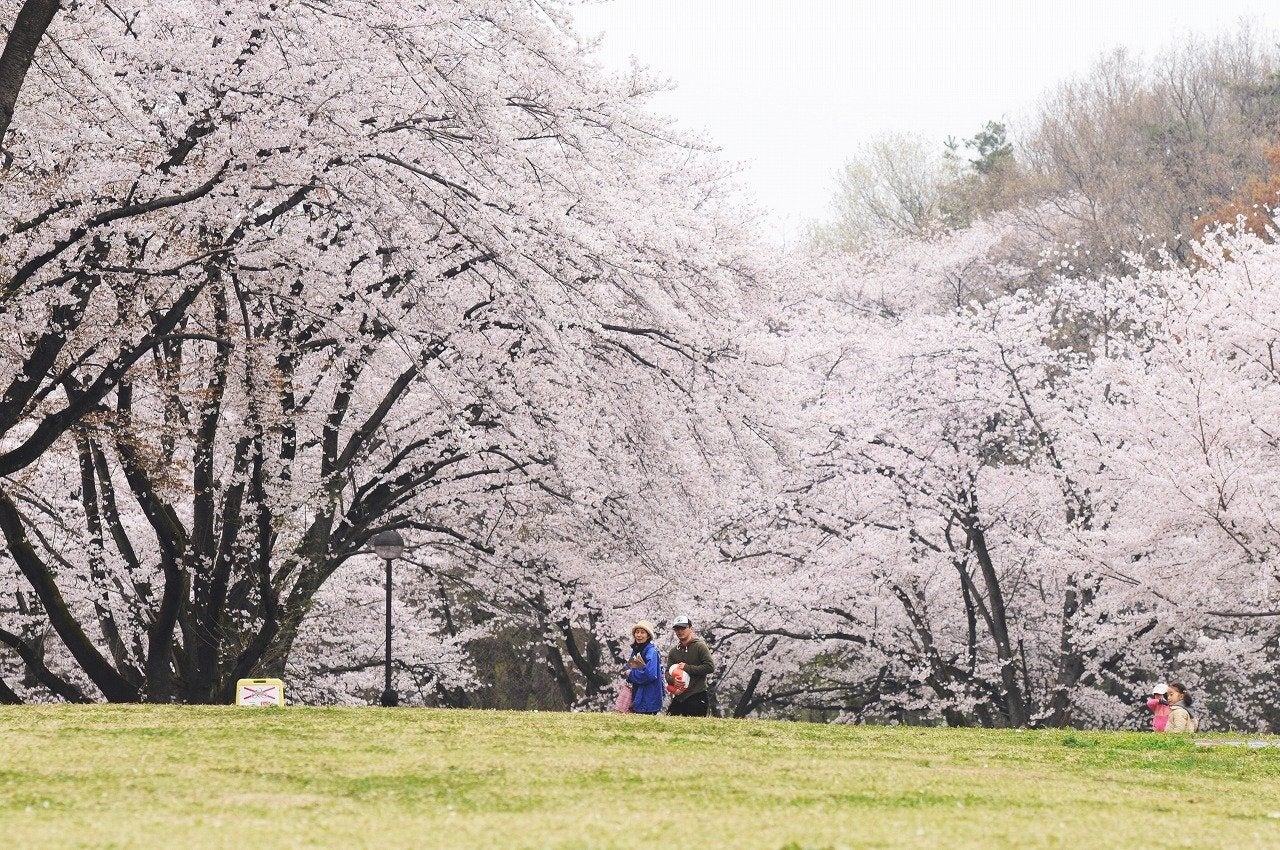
[1, 707, 1278, 849]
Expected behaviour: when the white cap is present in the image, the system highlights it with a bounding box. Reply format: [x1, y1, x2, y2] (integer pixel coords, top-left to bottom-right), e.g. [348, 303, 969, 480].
[1152, 683, 1168, 695]
[672, 615, 692, 628]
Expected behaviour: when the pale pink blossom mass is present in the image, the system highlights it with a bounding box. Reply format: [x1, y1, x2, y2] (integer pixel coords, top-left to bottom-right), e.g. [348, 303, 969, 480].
[0, 0, 1276, 729]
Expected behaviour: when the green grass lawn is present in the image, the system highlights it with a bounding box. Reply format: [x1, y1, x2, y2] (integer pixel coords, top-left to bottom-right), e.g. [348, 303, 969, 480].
[2, 707, 1278, 849]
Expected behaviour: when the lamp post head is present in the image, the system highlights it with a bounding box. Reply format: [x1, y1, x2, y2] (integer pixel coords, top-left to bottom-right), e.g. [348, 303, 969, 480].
[369, 529, 405, 561]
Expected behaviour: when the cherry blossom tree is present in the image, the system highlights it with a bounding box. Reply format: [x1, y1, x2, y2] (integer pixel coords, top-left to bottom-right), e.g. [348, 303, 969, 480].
[707, 223, 1279, 731]
[6, 2, 1277, 728]
[0, 0, 765, 703]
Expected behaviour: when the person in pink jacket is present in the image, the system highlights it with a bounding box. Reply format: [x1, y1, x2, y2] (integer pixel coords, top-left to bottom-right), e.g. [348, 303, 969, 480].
[1145, 683, 1171, 732]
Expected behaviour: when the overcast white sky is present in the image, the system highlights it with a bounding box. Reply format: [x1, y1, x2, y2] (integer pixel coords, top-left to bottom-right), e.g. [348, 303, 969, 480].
[571, 0, 1280, 237]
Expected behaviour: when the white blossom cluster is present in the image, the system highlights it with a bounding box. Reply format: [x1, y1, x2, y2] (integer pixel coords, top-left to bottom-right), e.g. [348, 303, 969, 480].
[1, 2, 1278, 729]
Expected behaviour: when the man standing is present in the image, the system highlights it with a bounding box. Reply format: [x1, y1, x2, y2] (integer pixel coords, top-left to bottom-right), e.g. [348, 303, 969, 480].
[666, 615, 715, 717]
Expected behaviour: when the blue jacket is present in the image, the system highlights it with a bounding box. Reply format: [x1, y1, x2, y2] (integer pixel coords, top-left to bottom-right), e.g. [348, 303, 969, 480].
[625, 641, 663, 714]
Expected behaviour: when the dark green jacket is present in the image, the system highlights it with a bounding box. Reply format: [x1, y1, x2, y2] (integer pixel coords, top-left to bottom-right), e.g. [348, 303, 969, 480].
[667, 638, 714, 700]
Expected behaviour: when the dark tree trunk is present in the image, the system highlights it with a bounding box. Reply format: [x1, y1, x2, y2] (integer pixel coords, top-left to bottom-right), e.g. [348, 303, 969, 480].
[0, 0, 60, 150]
[1047, 575, 1098, 728]
[0, 490, 140, 702]
[964, 512, 1027, 727]
[544, 642, 577, 708]
[0, 625, 90, 702]
[732, 668, 763, 718]
[0, 673, 21, 703]
[556, 618, 611, 702]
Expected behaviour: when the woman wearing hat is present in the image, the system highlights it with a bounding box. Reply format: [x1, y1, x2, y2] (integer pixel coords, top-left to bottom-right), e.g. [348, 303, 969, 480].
[622, 621, 664, 715]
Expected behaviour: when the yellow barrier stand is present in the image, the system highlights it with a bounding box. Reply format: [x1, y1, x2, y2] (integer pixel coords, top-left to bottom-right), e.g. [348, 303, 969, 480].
[235, 678, 285, 706]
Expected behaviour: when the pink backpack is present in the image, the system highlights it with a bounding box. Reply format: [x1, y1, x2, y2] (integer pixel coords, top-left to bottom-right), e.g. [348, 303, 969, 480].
[614, 682, 634, 713]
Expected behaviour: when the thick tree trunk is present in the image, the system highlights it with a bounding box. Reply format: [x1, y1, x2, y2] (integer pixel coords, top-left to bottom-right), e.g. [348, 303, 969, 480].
[544, 642, 577, 708]
[1047, 575, 1098, 728]
[0, 673, 20, 703]
[965, 517, 1028, 727]
[732, 668, 763, 718]
[246, 514, 334, 685]
[0, 625, 90, 702]
[0, 0, 59, 150]
[556, 618, 610, 702]
[1047, 580, 1082, 727]
[0, 490, 140, 702]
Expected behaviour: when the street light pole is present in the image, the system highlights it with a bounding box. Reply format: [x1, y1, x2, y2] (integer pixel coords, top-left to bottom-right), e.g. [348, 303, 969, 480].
[381, 552, 396, 707]
[368, 530, 405, 707]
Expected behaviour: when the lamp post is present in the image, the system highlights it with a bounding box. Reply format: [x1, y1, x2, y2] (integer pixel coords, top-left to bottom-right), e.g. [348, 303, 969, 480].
[369, 529, 405, 707]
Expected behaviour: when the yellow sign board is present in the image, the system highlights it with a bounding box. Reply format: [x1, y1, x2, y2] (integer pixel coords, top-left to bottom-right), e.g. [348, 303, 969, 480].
[235, 678, 285, 706]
